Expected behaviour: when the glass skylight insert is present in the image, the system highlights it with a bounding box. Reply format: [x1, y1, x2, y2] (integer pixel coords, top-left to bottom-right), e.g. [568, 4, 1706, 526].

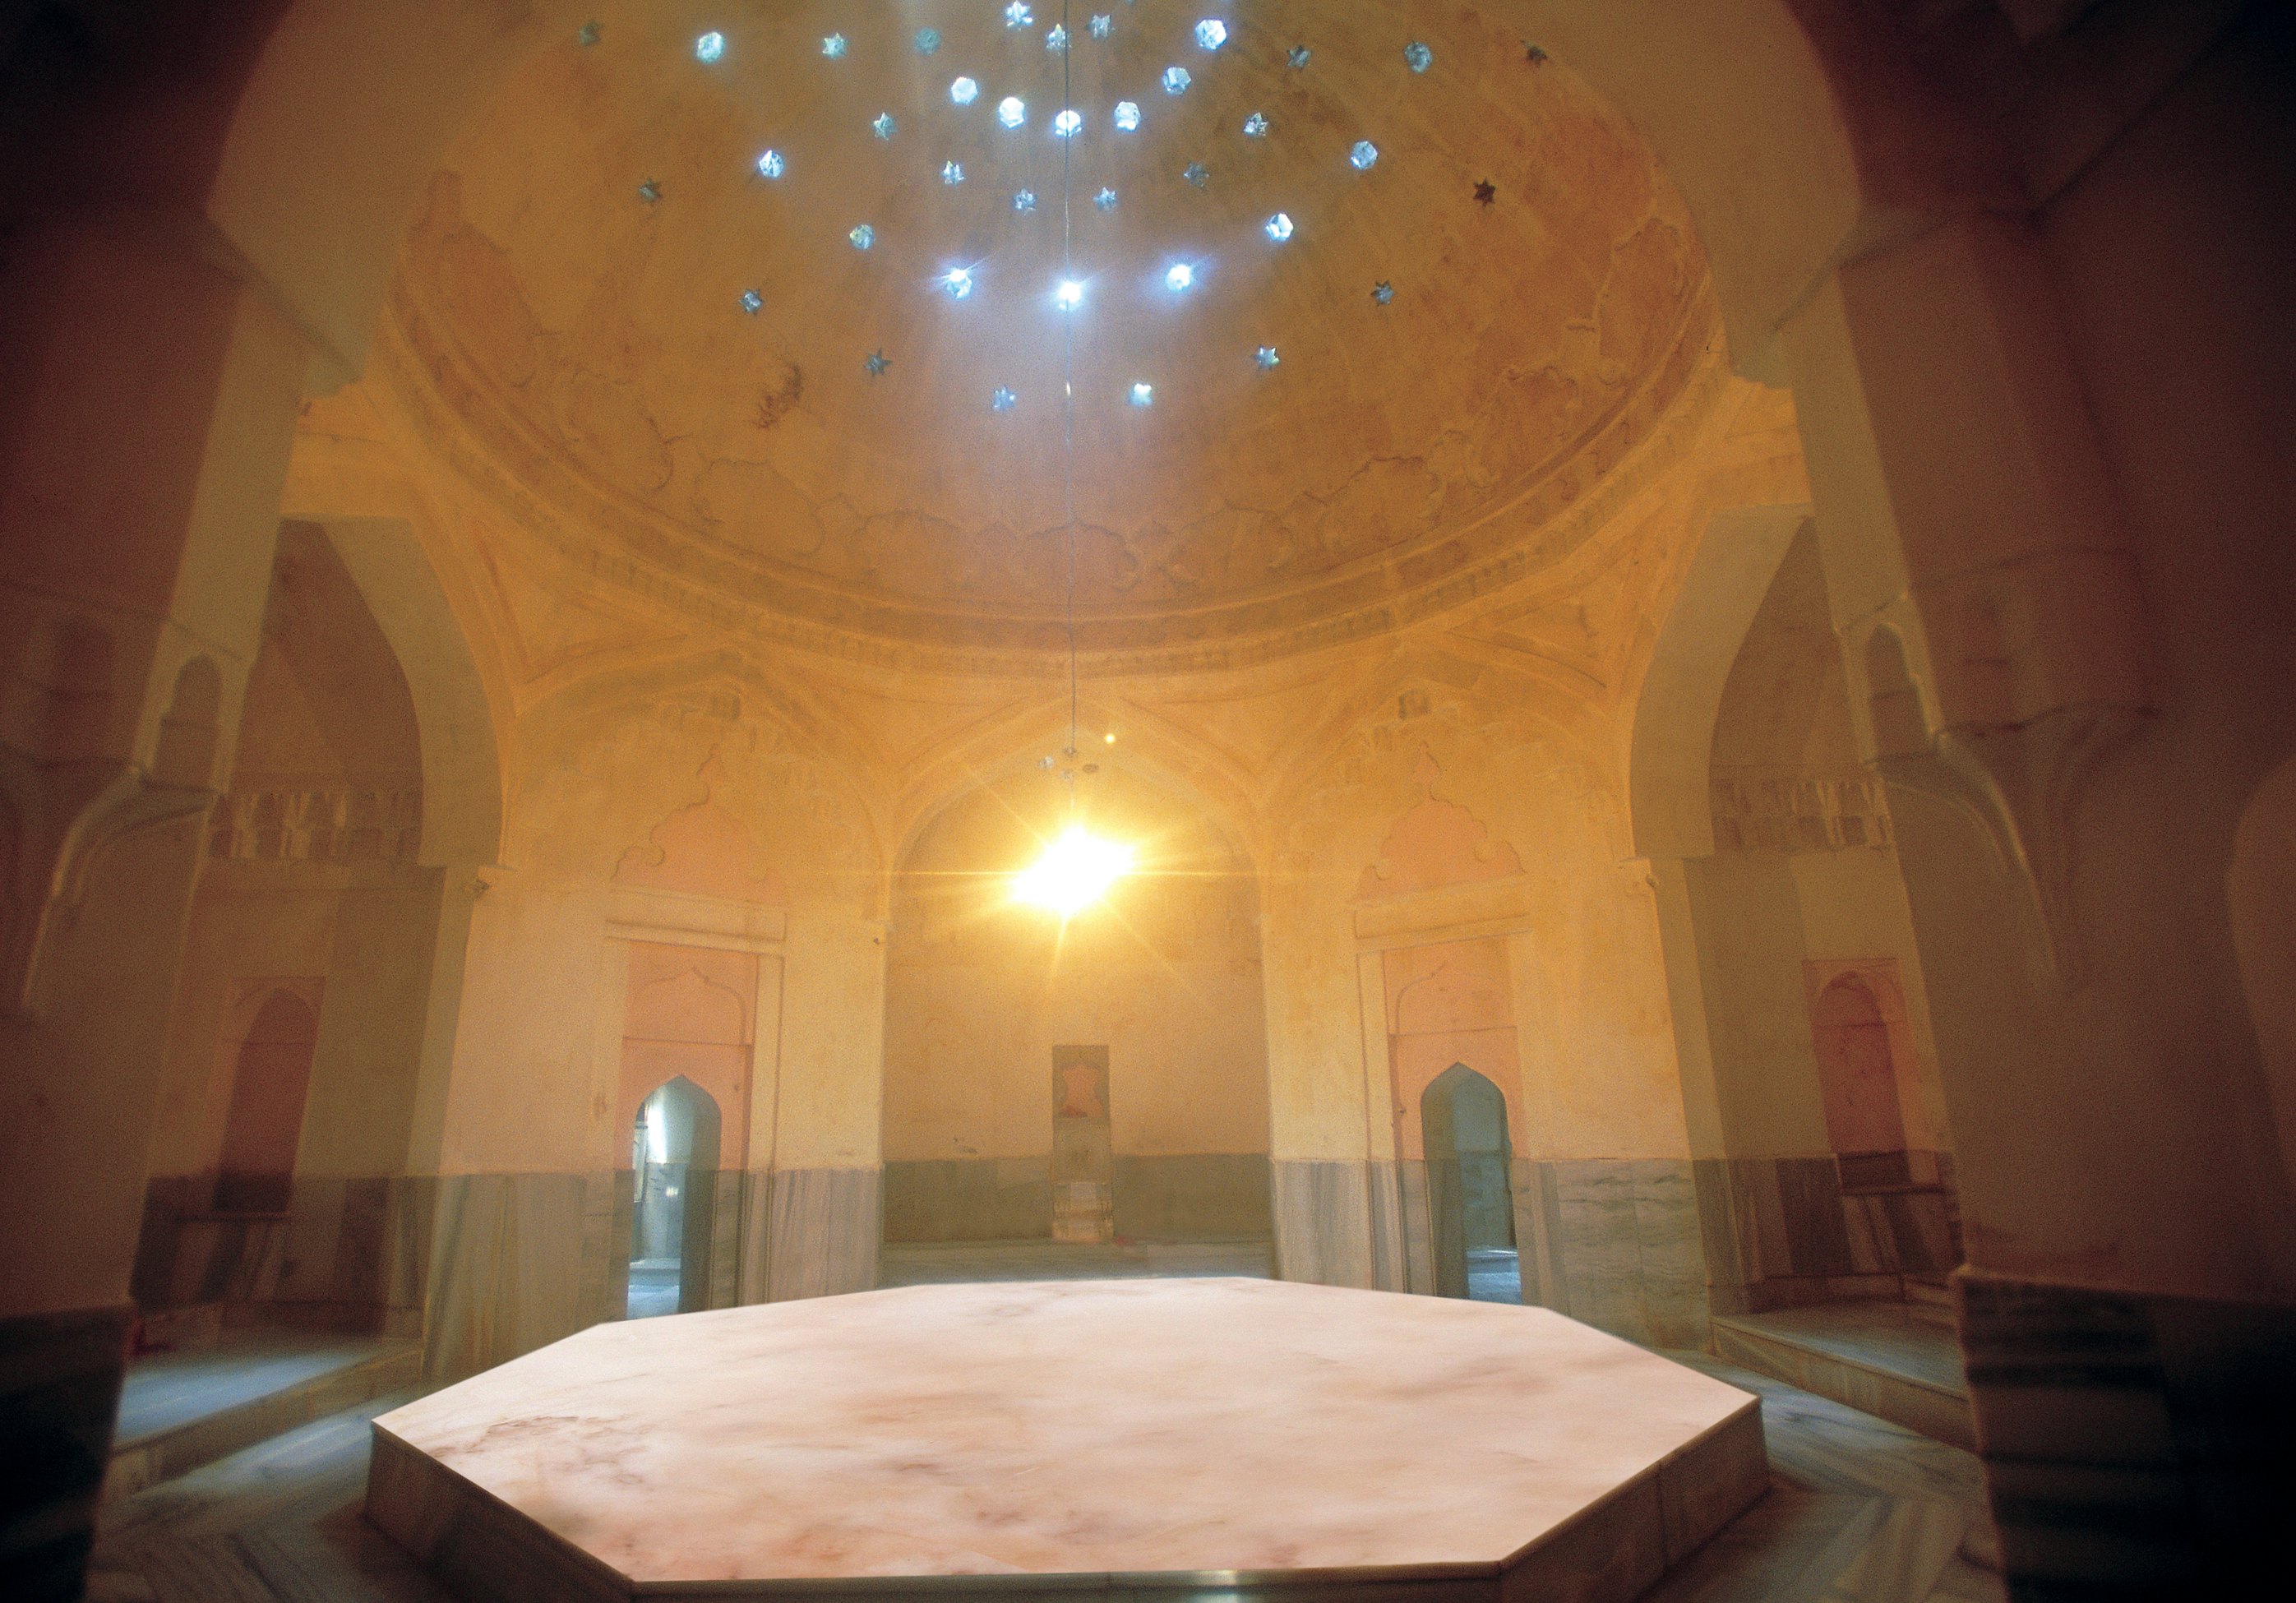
[1162, 66, 1191, 95]
[755, 149, 785, 178]
[872, 112, 898, 140]
[1373, 279, 1395, 304]
[943, 160, 965, 185]
[951, 76, 979, 104]
[1089, 15, 1112, 39]
[1095, 186, 1118, 210]
[1165, 262, 1194, 292]
[1052, 108, 1082, 138]
[1405, 41, 1434, 72]
[1243, 112, 1268, 137]
[637, 178, 661, 202]
[1351, 140, 1379, 171]
[1015, 188, 1038, 211]
[1046, 24, 1068, 51]
[850, 224, 875, 250]
[740, 289, 764, 315]
[822, 34, 846, 58]
[695, 32, 724, 63]
[1264, 212, 1294, 242]
[579, 21, 600, 46]
[916, 28, 941, 54]
[1005, 2, 1033, 29]
[943, 267, 974, 299]
[999, 96, 1027, 128]
[1114, 100, 1141, 132]
[1288, 45, 1311, 69]
[865, 349, 889, 376]
[1254, 344, 1279, 370]
[1130, 381, 1154, 407]
[992, 386, 1018, 411]
[1183, 161, 1208, 187]
[1195, 20, 1228, 50]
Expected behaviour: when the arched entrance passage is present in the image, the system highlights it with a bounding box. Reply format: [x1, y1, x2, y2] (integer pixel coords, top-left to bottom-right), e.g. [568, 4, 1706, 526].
[627, 1077, 721, 1319]
[1421, 1065, 1518, 1302]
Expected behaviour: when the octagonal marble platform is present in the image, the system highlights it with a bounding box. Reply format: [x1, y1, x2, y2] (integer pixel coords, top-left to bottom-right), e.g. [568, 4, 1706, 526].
[367, 1279, 1765, 1601]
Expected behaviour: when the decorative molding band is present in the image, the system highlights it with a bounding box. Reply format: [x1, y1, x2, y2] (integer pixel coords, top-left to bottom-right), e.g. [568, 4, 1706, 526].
[1710, 774, 1892, 854]
[207, 788, 422, 863]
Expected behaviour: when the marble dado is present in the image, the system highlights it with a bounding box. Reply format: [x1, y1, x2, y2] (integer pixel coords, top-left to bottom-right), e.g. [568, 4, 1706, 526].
[1956, 1270, 2296, 1598]
[1695, 1154, 1961, 1313]
[207, 787, 423, 862]
[131, 1173, 435, 1337]
[884, 1155, 1273, 1245]
[1273, 1157, 1712, 1350]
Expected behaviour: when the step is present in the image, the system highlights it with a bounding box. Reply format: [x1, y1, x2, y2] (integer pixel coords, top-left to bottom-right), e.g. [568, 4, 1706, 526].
[104, 1332, 422, 1501]
[1711, 1300, 1974, 1451]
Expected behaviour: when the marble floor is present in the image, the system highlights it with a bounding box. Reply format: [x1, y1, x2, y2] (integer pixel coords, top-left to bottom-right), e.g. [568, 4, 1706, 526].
[624, 1257, 681, 1319]
[1467, 1245, 1523, 1303]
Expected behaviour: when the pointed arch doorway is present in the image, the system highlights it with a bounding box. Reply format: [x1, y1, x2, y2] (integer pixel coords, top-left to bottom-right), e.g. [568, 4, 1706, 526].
[627, 1076, 722, 1319]
[1421, 1064, 1518, 1301]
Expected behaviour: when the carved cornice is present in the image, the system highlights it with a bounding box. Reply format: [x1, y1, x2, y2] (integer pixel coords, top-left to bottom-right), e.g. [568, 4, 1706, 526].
[208, 788, 423, 865]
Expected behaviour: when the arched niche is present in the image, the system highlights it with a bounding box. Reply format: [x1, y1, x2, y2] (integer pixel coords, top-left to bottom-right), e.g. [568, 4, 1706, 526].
[215, 986, 321, 1213]
[1809, 973, 1912, 1180]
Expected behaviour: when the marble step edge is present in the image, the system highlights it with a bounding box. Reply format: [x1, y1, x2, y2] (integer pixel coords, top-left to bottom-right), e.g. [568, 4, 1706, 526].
[1709, 1316, 1975, 1453]
[103, 1341, 422, 1503]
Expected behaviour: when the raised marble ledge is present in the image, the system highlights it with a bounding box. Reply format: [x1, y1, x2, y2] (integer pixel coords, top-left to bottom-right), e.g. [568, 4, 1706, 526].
[369, 1278, 1765, 1601]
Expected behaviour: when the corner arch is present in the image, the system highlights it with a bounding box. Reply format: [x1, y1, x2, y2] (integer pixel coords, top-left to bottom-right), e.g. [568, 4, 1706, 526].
[1627, 505, 1812, 858]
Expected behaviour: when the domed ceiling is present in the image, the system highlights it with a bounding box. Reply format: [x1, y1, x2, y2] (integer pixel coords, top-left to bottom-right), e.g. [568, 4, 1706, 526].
[390, 1, 1714, 663]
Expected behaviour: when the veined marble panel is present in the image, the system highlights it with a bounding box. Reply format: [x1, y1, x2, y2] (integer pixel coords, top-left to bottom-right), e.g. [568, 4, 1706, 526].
[1956, 1269, 2296, 1596]
[0, 1303, 131, 1603]
[1268, 1160, 1374, 1287]
[765, 1166, 880, 1301]
[421, 1173, 600, 1381]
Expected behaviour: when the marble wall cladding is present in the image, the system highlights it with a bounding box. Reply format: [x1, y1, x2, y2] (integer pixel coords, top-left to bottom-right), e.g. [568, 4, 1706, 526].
[1279, 1157, 1708, 1343]
[1110, 1155, 1272, 1240]
[883, 1158, 1052, 1242]
[1269, 1160, 1376, 1287]
[130, 1173, 437, 1334]
[0, 1303, 132, 1603]
[421, 1173, 603, 1381]
[765, 1167, 880, 1301]
[1517, 1161, 1712, 1350]
[1693, 1154, 1961, 1313]
[1957, 1269, 2296, 1599]
[884, 1156, 1274, 1244]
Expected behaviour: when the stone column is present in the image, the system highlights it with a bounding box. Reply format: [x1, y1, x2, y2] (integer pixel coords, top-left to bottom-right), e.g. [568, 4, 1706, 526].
[1786, 210, 2295, 1596]
[0, 216, 306, 1600]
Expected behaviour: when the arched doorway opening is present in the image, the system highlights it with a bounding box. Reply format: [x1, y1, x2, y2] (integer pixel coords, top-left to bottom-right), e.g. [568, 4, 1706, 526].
[1421, 1065, 1517, 1302]
[627, 1076, 721, 1319]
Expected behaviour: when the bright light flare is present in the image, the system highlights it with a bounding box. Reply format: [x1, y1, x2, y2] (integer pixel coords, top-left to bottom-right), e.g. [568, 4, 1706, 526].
[1013, 827, 1134, 917]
